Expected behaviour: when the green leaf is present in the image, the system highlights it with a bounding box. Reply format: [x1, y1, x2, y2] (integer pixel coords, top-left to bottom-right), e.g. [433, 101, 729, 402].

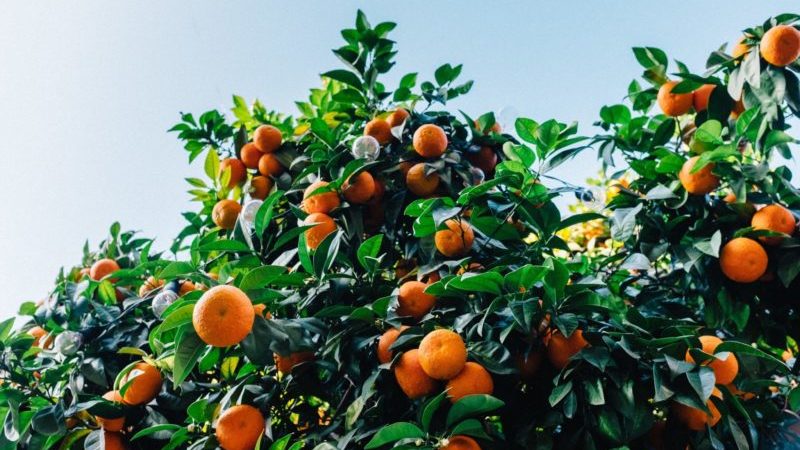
[364, 422, 425, 449]
[204, 149, 220, 181]
[322, 70, 362, 89]
[357, 234, 383, 271]
[172, 327, 206, 387]
[448, 272, 504, 295]
[445, 394, 504, 427]
[241, 266, 287, 291]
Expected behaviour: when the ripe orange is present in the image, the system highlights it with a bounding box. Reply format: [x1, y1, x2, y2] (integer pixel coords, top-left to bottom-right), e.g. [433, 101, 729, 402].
[760, 25, 800, 67]
[546, 329, 589, 369]
[342, 171, 376, 204]
[466, 147, 498, 176]
[397, 281, 437, 320]
[96, 390, 125, 432]
[673, 387, 722, 431]
[90, 258, 121, 282]
[413, 124, 448, 158]
[253, 124, 282, 153]
[104, 433, 127, 450]
[394, 349, 437, 399]
[240, 143, 262, 169]
[304, 213, 337, 250]
[406, 163, 440, 197]
[275, 351, 315, 374]
[679, 156, 719, 195]
[387, 108, 410, 127]
[751, 204, 796, 245]
[212, 199, 242, 230]
[138, 276, 164, 297]
[692, 84, 715, 112]
[685, 336, 739, 385]
[179, 280, 197, 296]
[120, 362, 162, 406]
[364, 118, 392, 145]
[442, 435, 481, 450]
[719, 237, 768, 283]
[418, 329, 467, 380]
[657, 81, 693, 117]
[192, 285, 255, 347]
[434, 219, 475, 258]
[378, 326, 409, 364]
[249, 176, 273, 200]
[258, 153, 284, 177]
[446, 362, 493, 403]
[28, 326, 49, 348]
[220, 158, 246, 188]
[215, 404, 266, 450]
[302, 180, 340, 214]
[732, 36, 750, 59]
[253, 303, 272, 319]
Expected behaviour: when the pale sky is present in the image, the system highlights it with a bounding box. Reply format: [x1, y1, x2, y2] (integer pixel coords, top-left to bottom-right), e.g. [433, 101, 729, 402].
[0, 1, 797, 317]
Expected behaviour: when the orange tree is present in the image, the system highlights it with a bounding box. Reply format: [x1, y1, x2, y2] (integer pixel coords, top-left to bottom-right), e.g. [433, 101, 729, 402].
[2, 10, 800, 450]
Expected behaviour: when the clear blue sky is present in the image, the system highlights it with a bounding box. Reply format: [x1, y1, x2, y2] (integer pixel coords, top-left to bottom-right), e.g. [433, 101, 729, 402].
[0, 1, 797, 317]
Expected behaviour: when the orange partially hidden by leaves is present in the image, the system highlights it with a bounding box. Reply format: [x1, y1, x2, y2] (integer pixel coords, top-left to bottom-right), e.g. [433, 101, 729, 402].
[387, 108, 410, 127]
[257, 153, 284, 177]
[692, 84, 715, 112]
[673, 387, 723, 431]
[466, 147, 498, 176]
[397, 280, 437, 320]
[394, 349, 437, 399]
[546, 329, 589, 369]
[249, 176, 273, 200]
[28, 326, 49, 348]
[435, 219, 475, 258]
[364, 118, 392, 145]
[406, 163, 440, 197]
[304, 212, 337, 250]
[731, 99, 745, 119]
[90, 258, 121, 282]
[719, 237, 768, 283]
[760, 25, 800, 67]
[253, 124, 282, 153]
[685, 335, 739, 385]
[302, 180, 340, 214]
[751, 204, 796, 245]
[253, 303, 272, 319]
[342, 171, 376, 204]
[413, 124, 448, 158]
[179, 280, 197, 296]
[96, 390, 125, 432]
[240, 143, 262, 169]
[192, 285, 255, 347]
[138, 276, 164, 297]
[220, 158, 246, 188]
[657, 81, 693, 117]
[378, 326, 409, 364]
[418, 329, 467, 380]
[475, 119, 502, 135]
[442, 435, 482, 450]
[120, 362, 162, 406]
[679, 156, 719, 195]
[275, 351, 315, 374]
[215, 404, 266, 450]
[446, 362, 494, 403]
[212, 199, 242, 230]
[731, 36, 750, 60]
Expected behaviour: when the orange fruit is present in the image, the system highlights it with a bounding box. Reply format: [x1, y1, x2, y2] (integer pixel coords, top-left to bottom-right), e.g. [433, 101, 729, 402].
[302, 180, 340, 214]
[442, 435, 481, 450]
[546, 329, 589, 369]
[732, 36, 750, 59]
[692, 84, 715, 112]
[685, 336, 739, 385]
[275, 351, 315, 374]
[679, 156, 719, 195]
[364, 119, 392, 145]
[719, 237, 768, 283]
[253, 124, 282, 153]
[727, 383, 756, 401]
[397, 281, 437, 321]
[418, 329, 467, 380]
[215, 404, 266, 450]
[413, 124, 448, 158]
[96, 390, 125, 432]
[179, 280, 197, 296]
[249, 176, 273, 200]
[28, 326, 49, 348]
[257, 153, 284, 177]
[446, 362, 493, 403]
[673, 387, 722, 431]
[120, 362, 162, 406]
[657, 81, 693, 117]
[378, 326, 409, 364]
[394, 349, 437, 399]
[398, 161, 414, 177]
[466, 147, 498, 176]
[406, 163, 440, 197]
[515, 348, 543, 380]
[90, 258, 120, 282]
[475, 119, 502, 135]
[220, 158, 246, 188]
[760, 25, 800, 67]
[304, 212, 337, 250]
[751, 204, 796, 245]
[253, 303, 272, 319]
[138, 276, 164, 297]
[212, 199, 242, 230]
[342, 171, 376, 204]
[387, 108, 410, 127]
[783, 350, 794, 362]
[434, 219, 475, 258]
[192, 285, 255, 347]
[240, 143, 262, 169]
[103, 432, 127, 450]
